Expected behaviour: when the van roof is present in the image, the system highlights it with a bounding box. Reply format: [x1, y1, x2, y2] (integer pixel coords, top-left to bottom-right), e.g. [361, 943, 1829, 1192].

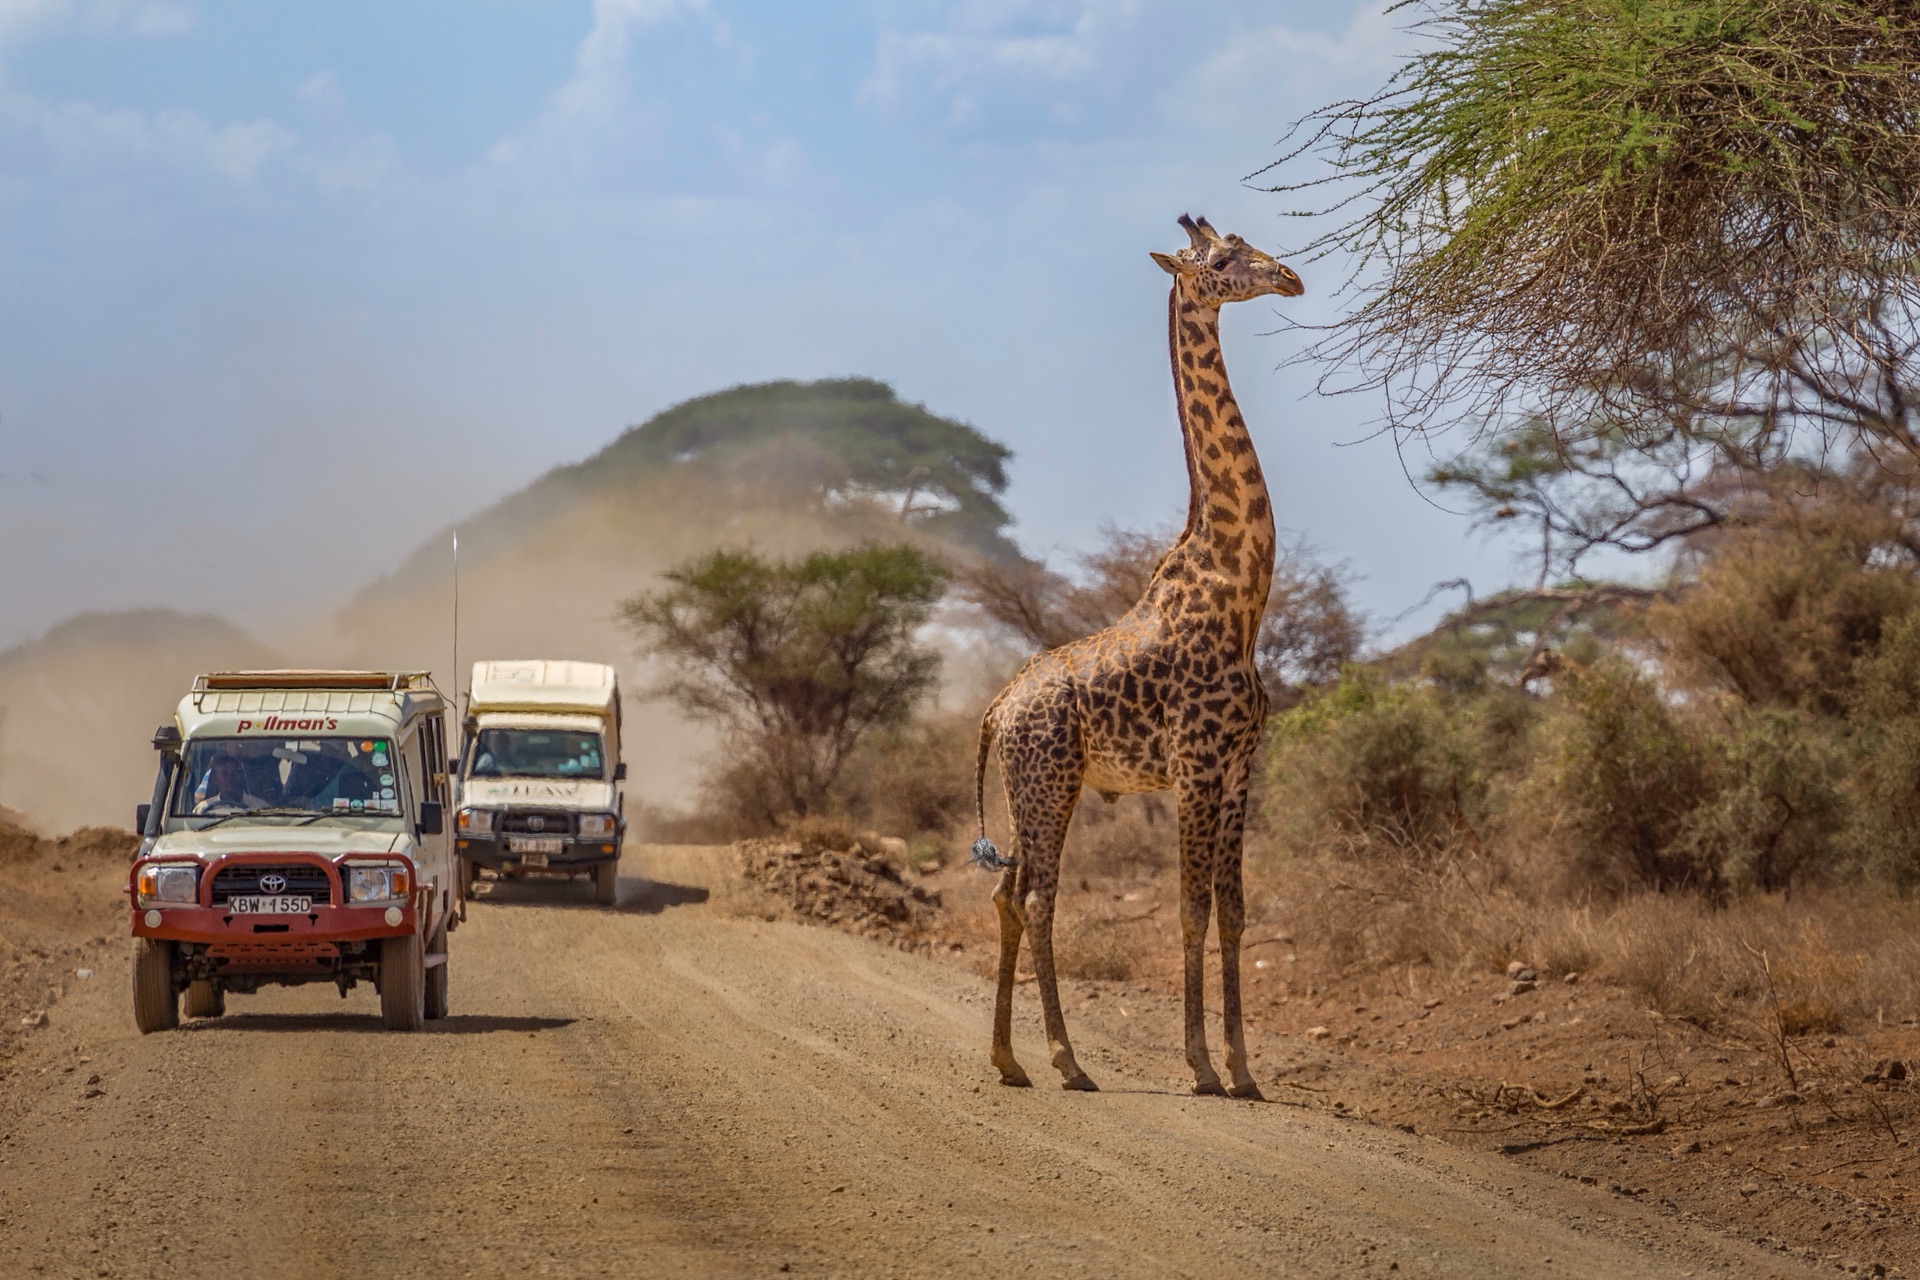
[196, 670, 434, 692]
[179, 672, 445, 739]
[468, 660, 618, 717]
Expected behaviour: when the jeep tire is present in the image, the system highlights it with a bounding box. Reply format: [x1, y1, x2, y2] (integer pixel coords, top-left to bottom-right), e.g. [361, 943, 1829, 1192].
[424, 923, 449, 1021]
[379, 930, 426, 1031]
[593, 859, 618, 906]
[183, 979, 225, 1019]
[132, 938, 179, 1034]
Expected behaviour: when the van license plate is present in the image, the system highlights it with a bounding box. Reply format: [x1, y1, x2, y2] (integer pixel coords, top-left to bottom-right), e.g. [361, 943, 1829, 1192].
[228, 895, 312, 915]
[509, 837, 562, 855]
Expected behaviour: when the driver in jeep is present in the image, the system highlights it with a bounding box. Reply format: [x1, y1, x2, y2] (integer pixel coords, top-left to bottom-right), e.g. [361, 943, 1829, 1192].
[193, 752, 268, 814]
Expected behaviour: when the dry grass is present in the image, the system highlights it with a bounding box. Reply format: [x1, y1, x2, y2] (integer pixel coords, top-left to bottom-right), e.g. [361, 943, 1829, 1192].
[1252, 847, 1920, 1035]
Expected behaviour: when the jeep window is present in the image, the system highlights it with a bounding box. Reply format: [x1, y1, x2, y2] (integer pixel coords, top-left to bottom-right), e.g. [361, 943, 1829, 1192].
[171, 737, 403, 821]
[466, 729, 604, 780]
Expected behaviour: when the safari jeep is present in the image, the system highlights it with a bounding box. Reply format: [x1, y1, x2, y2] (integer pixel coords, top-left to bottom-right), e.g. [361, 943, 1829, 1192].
[128, 671, 459, 1033]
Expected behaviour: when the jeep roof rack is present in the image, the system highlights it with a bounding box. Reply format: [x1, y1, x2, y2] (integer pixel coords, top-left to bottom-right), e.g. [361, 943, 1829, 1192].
[195, 671, 434, 693]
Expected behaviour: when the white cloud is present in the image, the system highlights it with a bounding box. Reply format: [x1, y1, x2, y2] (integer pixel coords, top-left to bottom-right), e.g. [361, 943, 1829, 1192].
[1, 88, 292, 182]
[0, 0, 192, 45]
[860, 0, 1141, 126]
[488, 0, 707, 169]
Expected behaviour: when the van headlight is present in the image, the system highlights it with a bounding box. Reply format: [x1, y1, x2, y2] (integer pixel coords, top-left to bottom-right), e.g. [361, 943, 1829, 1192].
[136, 863, 199, 906]
[578, 813, 617, 838]
[346, 865, 411, 903]
[456, 808, 494, 834]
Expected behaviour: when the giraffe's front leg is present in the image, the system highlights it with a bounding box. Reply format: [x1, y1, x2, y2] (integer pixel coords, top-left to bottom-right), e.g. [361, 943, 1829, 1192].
[989, 868, 1030, 1087]
[1214, 803, 1261, 1099]
[1177, 779, 1225, 1096]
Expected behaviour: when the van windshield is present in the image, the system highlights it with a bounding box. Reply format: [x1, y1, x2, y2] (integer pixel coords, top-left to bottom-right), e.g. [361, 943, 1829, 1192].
[171, 737, 402, 819]
[466, 729, 604, 780]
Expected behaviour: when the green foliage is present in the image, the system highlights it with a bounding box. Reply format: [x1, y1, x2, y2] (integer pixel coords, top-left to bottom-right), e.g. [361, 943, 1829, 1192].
[1266, 670, 1496, 861]
[1841, 611, 1920, 885]
[621, 542, 948, 825]
[1673, 708, 1845, 894]
[1265, 0, 1920, 415]
[1530, 659, 1718, 893]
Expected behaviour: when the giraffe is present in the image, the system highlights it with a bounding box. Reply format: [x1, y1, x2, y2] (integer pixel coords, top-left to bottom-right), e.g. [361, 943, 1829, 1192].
[969, 214, 1303, 1097]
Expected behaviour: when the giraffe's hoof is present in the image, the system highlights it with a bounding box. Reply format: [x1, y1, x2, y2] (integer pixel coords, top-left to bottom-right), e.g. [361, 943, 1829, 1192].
[1060, 1073, 1099, 1092]
[998, 1070, 1032, 1088]
[1227, 1081, 1266, 1101]
[1191, 1078, 1228, 1097]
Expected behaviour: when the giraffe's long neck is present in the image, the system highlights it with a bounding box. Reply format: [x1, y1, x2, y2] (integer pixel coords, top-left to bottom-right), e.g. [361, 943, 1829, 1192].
[1166, 280, 1276, 615]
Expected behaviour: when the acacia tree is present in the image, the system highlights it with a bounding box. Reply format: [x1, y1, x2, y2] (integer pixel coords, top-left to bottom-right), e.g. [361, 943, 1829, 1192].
[620, 543, 948, 824]
[1263, 0, 1920, 579]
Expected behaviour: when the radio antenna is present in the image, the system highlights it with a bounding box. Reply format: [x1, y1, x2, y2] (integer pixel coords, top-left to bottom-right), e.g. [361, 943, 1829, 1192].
[452, 530, 461, 718]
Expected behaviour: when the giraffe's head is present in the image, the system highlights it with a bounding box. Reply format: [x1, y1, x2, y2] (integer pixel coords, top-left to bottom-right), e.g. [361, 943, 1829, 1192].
[1151, 214, 1303, 306]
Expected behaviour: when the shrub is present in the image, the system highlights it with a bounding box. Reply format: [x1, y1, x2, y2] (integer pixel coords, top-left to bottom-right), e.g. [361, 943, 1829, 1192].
[1529, 659, 1717, 894]
[1648, 502, 1920, 715]
[1841, 609, 1920, 885]
[1265, 670, 1492, 862]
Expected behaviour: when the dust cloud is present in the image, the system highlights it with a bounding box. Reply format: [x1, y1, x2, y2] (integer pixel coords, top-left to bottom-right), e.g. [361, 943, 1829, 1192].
[0, 611, 277, 832]
[0, 466, 892, 833]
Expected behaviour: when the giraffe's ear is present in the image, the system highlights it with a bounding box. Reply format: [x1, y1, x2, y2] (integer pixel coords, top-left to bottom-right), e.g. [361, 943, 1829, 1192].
[1150, 251, 1193, 277]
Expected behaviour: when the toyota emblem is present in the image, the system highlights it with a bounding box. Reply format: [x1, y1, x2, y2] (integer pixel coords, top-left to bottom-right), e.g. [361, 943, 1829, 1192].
[259, 873, 287, 893]
[527, 815, 546, 832]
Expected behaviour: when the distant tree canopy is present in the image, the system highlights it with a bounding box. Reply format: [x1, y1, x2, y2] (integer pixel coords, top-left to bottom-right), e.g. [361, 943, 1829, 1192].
[364, 378, 1017, 603]
[620, 543, 949, 825]
[1265, 0, 1920, 579]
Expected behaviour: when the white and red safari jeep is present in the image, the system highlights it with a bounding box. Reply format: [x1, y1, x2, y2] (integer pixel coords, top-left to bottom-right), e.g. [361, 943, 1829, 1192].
[128, 671, 460, 1032]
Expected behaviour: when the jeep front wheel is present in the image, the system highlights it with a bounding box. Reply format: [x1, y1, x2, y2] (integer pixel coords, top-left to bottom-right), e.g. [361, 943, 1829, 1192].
[132, 938, 178, 1034]
[379, 930, 425, 1031]
[593, 860, 618, 906]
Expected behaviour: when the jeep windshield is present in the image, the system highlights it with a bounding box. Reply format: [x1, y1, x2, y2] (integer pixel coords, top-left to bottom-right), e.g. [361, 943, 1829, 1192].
[466, 729, 604, 780]
[171, 737, 403, 824]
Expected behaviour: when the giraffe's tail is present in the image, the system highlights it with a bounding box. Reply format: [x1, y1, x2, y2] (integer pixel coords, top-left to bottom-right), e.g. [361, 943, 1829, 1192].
[968, 706, 1014, 872]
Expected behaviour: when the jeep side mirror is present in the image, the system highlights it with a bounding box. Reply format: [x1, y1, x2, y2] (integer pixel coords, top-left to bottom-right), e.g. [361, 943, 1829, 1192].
[417, 802, 444, 836]
[136, 803, 151, 834]
[613, 762, 627, 781]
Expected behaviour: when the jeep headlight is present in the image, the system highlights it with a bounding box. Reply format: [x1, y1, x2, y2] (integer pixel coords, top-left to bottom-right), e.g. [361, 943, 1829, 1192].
[578, 813, 616, 838]
[346, 865, 411, 903]
[456, 807, 494, 834]
[136, 863, 199, 906]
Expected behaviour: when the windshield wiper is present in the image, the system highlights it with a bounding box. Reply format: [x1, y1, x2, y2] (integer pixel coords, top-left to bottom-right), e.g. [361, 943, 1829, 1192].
[191, 806, 324, 828]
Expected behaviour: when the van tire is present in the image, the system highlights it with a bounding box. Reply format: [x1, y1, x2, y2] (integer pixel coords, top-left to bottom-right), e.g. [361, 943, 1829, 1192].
[380, 931, 426, 1031]
[183, 979, 225, 1018]
[132, 939, 179, 1034]
[594, 860, 618, 906]
[425, 924, 449, 1020]
[458, 856, 475, 900]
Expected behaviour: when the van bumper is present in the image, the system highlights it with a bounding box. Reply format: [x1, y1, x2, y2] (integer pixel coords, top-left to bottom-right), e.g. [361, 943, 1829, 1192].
[456, 836, 619, 871]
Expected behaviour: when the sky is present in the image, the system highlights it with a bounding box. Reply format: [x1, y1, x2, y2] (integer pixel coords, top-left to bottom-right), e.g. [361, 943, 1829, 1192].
[0, 0, 1543, 653]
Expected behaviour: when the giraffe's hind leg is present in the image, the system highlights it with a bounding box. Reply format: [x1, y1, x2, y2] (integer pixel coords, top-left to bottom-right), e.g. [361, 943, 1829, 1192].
[989, 865, 1030, 1087]
[1024, 861, 1096, 1091]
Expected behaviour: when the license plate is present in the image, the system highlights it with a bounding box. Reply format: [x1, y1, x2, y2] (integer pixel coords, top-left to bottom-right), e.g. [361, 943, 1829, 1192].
[228, 895, 312, 915]
[509, 836, 563, 855]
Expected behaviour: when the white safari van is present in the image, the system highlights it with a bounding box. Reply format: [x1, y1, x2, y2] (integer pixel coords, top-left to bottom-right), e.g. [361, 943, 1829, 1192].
[455, 659, 625, 905]
[128, 671, 459, 1032]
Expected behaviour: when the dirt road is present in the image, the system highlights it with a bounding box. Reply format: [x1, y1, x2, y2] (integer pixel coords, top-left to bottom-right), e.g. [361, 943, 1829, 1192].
[0, 846, 1822, 1279]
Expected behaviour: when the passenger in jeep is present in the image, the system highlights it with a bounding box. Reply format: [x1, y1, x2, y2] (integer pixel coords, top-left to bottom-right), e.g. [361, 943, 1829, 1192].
[193, 753, 268, 814]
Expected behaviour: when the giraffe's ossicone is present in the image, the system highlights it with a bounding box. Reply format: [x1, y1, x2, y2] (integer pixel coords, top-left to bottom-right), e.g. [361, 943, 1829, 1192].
[973, 214, 1302, 1097]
